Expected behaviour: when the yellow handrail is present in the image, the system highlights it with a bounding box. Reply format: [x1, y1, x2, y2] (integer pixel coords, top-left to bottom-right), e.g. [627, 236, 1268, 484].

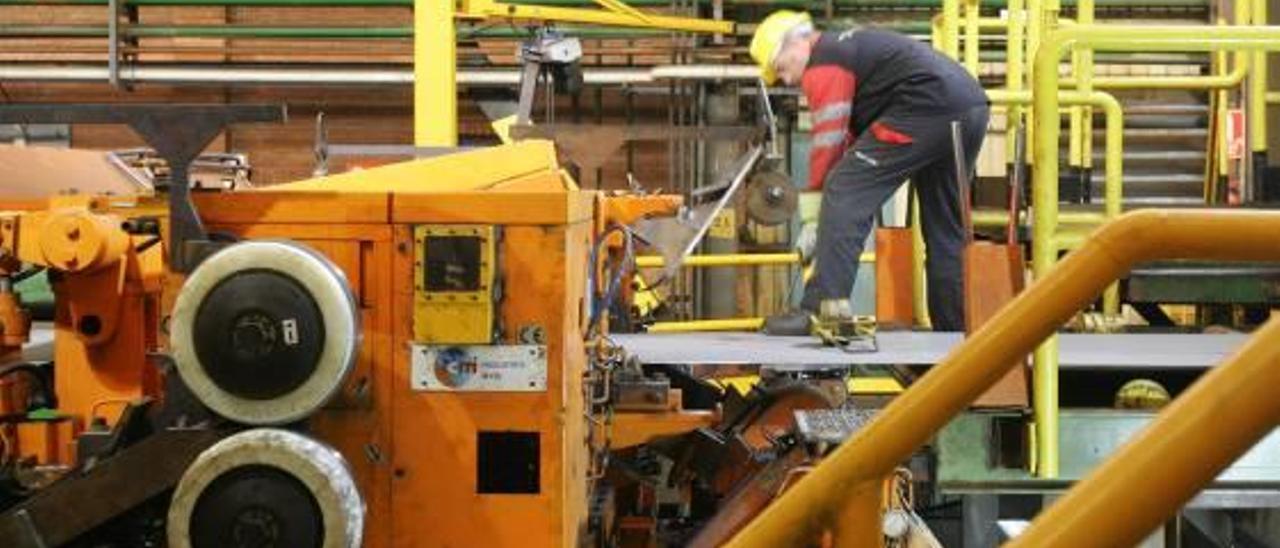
[1012, 312, 1280, 546]
[1032, 23, 1280, 478]
[723, 209, 1280, 548]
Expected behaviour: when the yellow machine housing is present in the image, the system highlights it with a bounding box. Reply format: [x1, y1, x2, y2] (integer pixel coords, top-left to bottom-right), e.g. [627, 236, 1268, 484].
[412, 224, 498, 344]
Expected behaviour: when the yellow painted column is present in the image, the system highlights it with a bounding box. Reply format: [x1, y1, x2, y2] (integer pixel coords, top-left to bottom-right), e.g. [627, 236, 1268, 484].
[943, 0, 961, 58]
[1250, 0, 1269, 164]
[964, 0, 981, 74]
[1006, 0, 1025, 164]
[415, 0, 458, 147]
[1024, 0, 1041, 165]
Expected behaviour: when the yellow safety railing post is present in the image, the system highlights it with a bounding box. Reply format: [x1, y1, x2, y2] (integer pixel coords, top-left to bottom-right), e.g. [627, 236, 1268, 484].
[943, 0, 962, 59]
[1006, 0, 1026, 165]
[1011, 313, 1280, 547]
[911, 194, 930, 328]
[723, 209, 1280, 548]
[964, 0, 981, 74]
[416, 0, 457, 147]
[1250, 0, 1269, 174]
[1032, 22, 1280, 479]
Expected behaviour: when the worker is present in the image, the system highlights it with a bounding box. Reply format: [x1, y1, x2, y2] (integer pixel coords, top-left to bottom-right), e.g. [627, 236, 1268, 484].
[750, 11, 989, 334]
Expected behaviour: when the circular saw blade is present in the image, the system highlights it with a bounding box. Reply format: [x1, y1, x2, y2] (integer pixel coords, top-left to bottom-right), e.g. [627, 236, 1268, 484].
[744, 171, 798, 226]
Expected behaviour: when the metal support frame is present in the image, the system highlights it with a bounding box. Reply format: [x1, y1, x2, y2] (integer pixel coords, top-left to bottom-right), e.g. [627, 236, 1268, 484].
[724, 208, 1280, 548]
[0, 104, 285, 272]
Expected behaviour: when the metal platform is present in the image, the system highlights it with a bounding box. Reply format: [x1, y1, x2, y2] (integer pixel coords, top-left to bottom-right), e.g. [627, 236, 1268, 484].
[612, 331, 1247, 369]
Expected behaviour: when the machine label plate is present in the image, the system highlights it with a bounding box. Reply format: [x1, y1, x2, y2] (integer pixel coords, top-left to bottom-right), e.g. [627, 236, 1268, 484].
[411, 344, 547, 392]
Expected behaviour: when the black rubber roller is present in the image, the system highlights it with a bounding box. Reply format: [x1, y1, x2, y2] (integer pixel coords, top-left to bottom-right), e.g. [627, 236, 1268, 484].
[168, 428, 364, 548]
[170, 241, 359, 425]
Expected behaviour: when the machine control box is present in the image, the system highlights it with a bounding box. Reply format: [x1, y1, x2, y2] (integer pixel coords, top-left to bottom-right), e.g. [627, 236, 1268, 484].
[413, 224, 497, 344]
[410, 344, 547, 392]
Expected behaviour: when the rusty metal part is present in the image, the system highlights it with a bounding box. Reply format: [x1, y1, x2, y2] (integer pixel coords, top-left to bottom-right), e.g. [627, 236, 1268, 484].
[0, 104, 285, 272]
[0, 428, 227, 548]
[0, 280, 31, 350]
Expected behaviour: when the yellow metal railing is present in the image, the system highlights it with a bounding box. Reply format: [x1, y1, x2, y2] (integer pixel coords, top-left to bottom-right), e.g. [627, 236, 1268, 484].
[1012, 314, 1280, 545]
[724, 208, 1280, 548]
[1031, 23, 1280, 477]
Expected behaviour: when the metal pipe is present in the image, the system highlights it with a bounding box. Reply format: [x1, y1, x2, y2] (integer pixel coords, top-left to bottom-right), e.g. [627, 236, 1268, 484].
[1006, 0, 1025, 164]
[1032, 23, 1280, 479]
[725, 209, 1280, 548]
[0, 24, 677, 39]
[1012, 310, 1280, 546]
[1269, 91, 1280, 103]
[635, 252, 873, 268]
[964, 0, 981, 73]
[1059, 0, 1252, 90]
[973, 209, 1106, 226]
[0, 63, 763, 85]
[0, 0, 1218, 5]
[647, 318, 764, 332]
[1249, 0, 1268, 157]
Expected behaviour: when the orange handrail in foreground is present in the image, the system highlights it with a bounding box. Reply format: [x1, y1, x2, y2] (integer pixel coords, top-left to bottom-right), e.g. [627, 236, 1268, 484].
[724, 209, 1280, 547]
[1011, 313, 1280, 546]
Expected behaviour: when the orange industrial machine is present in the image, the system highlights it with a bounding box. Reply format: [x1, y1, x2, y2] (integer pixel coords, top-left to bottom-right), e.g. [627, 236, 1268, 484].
[0, 102, 819, 547]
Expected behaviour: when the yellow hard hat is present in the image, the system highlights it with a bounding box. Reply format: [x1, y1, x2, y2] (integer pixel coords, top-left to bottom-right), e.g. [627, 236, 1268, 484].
[750, 10, 813, 85]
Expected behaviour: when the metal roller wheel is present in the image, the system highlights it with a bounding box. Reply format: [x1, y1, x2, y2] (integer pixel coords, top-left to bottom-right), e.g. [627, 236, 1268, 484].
[167, 428, 364, 548]
[170, 240, 359, 425]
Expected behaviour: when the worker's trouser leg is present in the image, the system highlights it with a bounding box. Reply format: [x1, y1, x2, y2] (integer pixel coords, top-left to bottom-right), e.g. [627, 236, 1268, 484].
[800, 105, 989, 331]
[913, 105, 989, 331]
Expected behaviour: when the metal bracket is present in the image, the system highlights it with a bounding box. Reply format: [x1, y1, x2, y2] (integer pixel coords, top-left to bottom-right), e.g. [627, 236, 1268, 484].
[107, 0, 122, 88]
[631, 144, 764, 280]
[0, 104, 286, 272]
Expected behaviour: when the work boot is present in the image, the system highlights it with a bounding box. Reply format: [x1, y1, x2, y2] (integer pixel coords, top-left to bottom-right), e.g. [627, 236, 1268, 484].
[762, 310, 813, 336]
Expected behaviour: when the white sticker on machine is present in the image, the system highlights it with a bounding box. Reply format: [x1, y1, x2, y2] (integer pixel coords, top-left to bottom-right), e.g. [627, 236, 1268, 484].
[411, 344, 548, 392]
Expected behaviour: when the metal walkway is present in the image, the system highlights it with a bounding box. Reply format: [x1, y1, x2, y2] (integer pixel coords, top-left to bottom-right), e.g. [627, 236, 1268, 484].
[613, 331, 1247, 369]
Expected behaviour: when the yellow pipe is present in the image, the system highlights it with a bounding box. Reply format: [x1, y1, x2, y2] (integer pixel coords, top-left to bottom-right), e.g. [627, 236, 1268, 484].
[911, 193, 930, 329]
[1250, 0, 1268, 155]
[647, 317, 763, 332]
[1269, 91, 1280, 103]
[1059, 0, 1251, 91]
[1025, 0, 1041, 164]
[943, 0, 961, 59]
[1073, 0, 1113, 313]
[725, 209, 1280, 548]
[634, 252, 874, 269]
[964, 0, 981, 74]
[1032, 23, 1280, 479]
[415, 0, 456, 147]
[1012, 313, 1280, 546]
[987, 88, 1124, 224]
[973, 209, 1106, 227]
[1006, 0, 1025, 165]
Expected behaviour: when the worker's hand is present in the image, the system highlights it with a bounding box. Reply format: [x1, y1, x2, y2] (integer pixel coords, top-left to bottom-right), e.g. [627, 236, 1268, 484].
[794, 191, 822, 263]
[794, 222, 818, 262]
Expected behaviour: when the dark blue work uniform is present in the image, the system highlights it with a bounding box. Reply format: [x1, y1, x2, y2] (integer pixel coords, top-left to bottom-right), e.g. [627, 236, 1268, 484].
[799, 28, 989, 331]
